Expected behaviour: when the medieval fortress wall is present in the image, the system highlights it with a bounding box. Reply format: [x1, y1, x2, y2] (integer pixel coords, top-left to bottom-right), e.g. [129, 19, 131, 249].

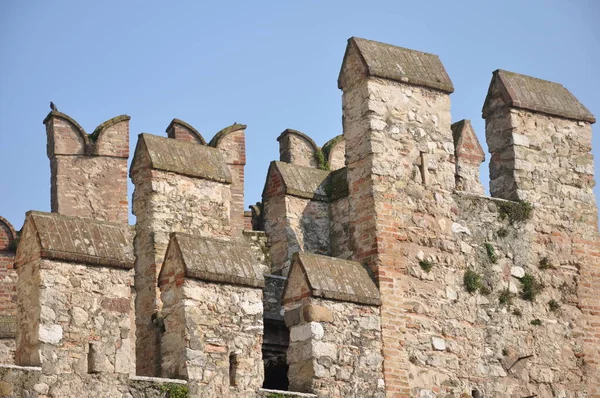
[0, 37, 599, 398]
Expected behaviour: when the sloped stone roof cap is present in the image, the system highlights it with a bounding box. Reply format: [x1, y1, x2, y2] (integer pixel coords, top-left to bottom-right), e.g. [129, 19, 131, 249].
[482, 69, 595, 123]
[289, 252, 380, 305]
[451, 119, 485, 161]
[18, 211, 134, 269]
[339, 37, 454, 93]
[134, 133, 232, 183]
[170, 233, 264, 288]
[267, 161, 331, 201]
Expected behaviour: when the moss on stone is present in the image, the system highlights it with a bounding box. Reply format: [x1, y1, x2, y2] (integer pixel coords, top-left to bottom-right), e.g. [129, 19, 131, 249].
[498, 289, 514, 306]
[484, 243, 498, 263]
[419, 260, 433, 273]
[539, 257, 555, 270]
[497, 200, 533, 224]
[520, 273, 542, 301]
[321, 134, 344, 162]
[160, 383, 189, 398]
[315, 148, 329, 171]
[530, 318, 542, 326]
[464, 269, 482, 293]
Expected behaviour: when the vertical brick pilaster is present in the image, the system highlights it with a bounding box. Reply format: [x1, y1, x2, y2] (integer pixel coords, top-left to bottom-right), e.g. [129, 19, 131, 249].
[211, 124, 246, 236]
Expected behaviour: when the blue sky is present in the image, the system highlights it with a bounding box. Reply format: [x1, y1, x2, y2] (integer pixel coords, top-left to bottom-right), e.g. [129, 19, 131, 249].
[1, 1, 599, 229]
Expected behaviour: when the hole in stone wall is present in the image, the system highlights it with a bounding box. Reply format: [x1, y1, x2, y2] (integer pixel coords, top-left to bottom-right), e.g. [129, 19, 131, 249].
[471, 389, 482, 398]
[229, 353, 238, 387]
[88, 343, 98, 374]
[262, 318, 289, 390]
[420, 152, 428, 185]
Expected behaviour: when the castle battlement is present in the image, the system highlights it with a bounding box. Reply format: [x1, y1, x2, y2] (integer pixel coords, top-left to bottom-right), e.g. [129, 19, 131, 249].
[0, 37, 599, 398]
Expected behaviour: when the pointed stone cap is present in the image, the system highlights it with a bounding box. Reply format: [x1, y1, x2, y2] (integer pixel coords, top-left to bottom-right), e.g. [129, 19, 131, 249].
[262, 161, 349, 202]
[131, 133, 232, 183]
[338, 37, 454, 93]
[451, 120, 485, 163]
[161, 233, 264, 288]
[283, 252, 381, 306]
[482, 69, 595, 123]
[15, 211, 134, 269]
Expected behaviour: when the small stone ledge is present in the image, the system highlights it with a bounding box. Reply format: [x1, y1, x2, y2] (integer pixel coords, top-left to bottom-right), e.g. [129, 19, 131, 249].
[258, 388, 317, 397]
[128, 375, 187, 384]
[0, 364, 41, 371]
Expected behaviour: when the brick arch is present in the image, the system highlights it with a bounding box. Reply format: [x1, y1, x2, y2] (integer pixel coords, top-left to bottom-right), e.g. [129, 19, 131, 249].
[91, 115, 131, 157]
[0, 216, 16, 252]
[166, 118, 206, 145]
[209, 123, 247, 149]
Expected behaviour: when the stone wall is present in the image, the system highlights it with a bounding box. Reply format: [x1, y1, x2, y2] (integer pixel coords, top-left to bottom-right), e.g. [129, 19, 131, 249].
[16, 258, 134, 376]
[285, 299, 384, 398]
[0, 364, 191, 397]
[160, 278, 264, 397]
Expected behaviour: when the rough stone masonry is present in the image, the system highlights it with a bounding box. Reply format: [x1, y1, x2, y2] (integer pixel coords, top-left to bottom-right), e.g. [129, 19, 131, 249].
[0, 36, 599, 398]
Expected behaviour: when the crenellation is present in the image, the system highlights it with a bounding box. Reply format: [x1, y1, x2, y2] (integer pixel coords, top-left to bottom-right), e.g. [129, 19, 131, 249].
[44, 111, 130, 224]
[2, 36, 599, 398]
[278, 129, 320, 168]
[166, 118, 207, 144]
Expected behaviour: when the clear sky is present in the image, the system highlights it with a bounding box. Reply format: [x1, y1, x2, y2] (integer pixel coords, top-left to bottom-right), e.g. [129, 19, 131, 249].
[1, 1, 599, 229]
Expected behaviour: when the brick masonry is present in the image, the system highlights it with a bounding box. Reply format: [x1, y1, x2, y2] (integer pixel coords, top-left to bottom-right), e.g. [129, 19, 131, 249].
[0, 36, 599, 398]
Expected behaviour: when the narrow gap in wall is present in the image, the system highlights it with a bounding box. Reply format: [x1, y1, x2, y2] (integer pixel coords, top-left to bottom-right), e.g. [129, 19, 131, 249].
[229, 353, 238, 387]
[262, 318, 290, 390]
[420, 152, 428, 185]
[88, 343, 97, 374]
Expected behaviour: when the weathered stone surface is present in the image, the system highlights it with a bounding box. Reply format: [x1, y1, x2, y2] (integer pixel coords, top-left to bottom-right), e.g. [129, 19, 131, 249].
[285, 298, 384, 397]
[161, 233, 264, 288]
[339, 36, 454, 93]
[283, 252, 381, 306]
[132, 133, 232, 183]
[15, 211, 134, 269]
[160, 269, 264, 396]
[483, 69, 595, 123]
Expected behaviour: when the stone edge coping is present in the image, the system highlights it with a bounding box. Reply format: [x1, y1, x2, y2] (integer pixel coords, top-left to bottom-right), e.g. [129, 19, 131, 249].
[170, 232, 265, 289]
[290, 252, 381, 306]
[129, 375, 187, 384]
[483, 69, 596, 123]
[265, 161, 349, 202]
[134, 133, 233, 184]
[0, 364, 42, 371]
[339, 36, 454, 93]
[258, 388, 317, 397]
[276, 129, 320, 153]
[17, 211, 134, 270]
